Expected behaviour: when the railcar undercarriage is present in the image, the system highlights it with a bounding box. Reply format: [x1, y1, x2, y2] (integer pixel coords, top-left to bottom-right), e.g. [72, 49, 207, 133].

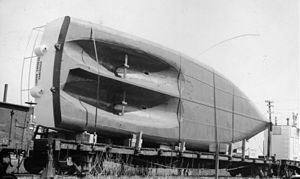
[18, 126, 300, 178]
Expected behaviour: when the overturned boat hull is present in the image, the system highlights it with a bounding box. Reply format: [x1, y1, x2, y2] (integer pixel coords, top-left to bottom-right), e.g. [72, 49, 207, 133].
[33, 16, 268, 150]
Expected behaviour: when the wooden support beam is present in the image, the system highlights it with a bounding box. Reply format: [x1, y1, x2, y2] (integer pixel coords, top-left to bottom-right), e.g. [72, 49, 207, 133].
[242, 139, 246, 161]
[135, 131, 143, 153]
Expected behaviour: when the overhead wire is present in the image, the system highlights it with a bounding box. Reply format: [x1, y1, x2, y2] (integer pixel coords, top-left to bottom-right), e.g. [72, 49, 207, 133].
[196, 33, 260, 57]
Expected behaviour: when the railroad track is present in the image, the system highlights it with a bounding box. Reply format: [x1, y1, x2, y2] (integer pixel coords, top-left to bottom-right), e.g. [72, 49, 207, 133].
[15, 174, 281, 179]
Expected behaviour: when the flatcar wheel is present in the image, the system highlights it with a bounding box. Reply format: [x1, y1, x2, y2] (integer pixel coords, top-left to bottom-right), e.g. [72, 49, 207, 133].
[241, 171, 249, 177]
[229, 171, 237, 177]
[24, 156, 47, 174]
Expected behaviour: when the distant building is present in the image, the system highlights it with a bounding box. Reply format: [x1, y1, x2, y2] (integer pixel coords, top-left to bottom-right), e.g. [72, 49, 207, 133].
[264, 119, 300, 161]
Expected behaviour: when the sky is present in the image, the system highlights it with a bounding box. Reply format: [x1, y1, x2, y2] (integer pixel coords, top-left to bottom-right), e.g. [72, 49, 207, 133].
[0, 0, 299, 153]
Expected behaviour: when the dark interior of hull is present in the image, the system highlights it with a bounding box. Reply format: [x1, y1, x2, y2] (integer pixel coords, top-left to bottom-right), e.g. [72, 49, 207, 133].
[72, 40, 177, 75]
[63, 68, 176, 114]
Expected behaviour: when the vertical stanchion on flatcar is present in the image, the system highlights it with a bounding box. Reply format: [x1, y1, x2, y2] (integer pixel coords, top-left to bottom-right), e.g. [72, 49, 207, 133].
[177, 56, 183, 148]
[213, 73, 219, 179]
[215, 143, 220, 178]
[230, 87, 235, 158]
[91, 28, 101, 134]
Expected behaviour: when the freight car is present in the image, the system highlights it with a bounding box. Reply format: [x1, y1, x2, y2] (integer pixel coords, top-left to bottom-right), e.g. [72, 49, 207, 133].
[0, 101, 33, 152]
[1, 16, 299, 178]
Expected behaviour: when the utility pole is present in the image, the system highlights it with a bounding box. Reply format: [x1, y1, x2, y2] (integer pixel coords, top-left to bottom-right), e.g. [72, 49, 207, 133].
[265, 100, 274, 158]
[292, 112, 298, 127]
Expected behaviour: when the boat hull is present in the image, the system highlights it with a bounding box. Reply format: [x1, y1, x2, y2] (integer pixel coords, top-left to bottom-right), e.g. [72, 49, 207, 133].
[34, 16, 268, 150]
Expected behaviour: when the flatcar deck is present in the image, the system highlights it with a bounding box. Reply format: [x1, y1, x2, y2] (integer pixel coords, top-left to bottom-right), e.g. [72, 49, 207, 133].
[54, 138, 274, 165]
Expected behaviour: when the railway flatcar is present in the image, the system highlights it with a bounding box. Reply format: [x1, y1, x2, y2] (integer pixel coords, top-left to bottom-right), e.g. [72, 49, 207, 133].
[31, 16, 268, 151]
